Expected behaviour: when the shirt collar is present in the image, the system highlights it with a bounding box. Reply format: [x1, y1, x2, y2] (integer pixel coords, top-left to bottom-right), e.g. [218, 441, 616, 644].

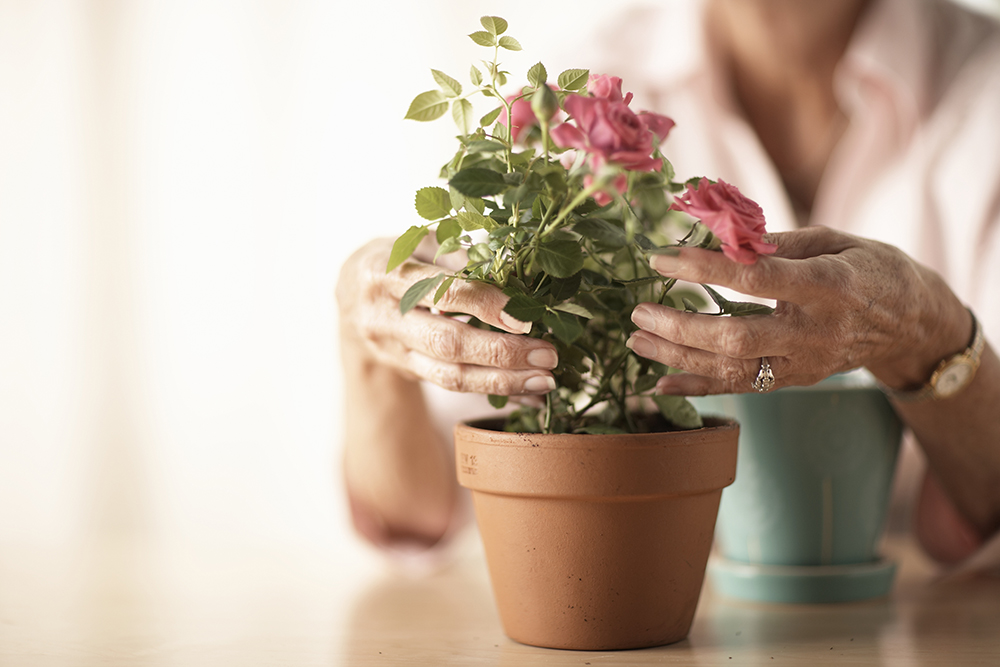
[835, 0, 933, 143]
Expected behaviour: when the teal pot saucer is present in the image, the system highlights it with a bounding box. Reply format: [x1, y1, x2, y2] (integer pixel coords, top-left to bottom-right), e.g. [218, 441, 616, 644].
[708, 556, 898, 604]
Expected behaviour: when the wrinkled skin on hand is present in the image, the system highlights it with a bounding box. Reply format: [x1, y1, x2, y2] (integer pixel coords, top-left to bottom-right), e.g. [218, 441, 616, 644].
[336, 238, 558, 396]
[627, 226, 971, 396]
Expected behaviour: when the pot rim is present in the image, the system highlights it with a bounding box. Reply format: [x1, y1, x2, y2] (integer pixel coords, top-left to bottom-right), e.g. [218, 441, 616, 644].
[454, 416, 739, 499]
[456, 415, 738, 450]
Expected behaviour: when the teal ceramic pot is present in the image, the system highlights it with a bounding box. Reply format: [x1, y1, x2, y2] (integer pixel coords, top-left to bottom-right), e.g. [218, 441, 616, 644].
[693, 372, 904, 602]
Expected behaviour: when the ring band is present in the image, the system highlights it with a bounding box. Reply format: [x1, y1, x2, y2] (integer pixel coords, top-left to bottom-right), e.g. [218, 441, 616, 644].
[752, 357, 775, 393]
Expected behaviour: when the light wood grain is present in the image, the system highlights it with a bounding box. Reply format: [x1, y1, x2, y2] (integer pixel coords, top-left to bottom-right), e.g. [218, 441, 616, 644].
[1, 534, 997, 666]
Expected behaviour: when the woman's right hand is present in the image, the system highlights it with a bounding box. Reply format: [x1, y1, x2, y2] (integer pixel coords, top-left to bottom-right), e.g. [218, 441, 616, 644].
[335, 238, 558, 396]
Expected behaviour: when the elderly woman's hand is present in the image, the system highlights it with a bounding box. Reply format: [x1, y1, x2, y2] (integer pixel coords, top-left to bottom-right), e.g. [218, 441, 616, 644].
[627, 226, 973, 396]
[336, 238, 558, 396]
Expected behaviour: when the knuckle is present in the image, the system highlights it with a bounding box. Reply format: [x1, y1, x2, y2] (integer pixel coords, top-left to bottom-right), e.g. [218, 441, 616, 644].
[485, 338, 520, 368]
[718, 326, 756, 358]
[425, 326, 465, 362]
[720, 358, 749, 387]
[428, 363, 465, 392]
[482, 373, 516, 396]
[739, 263, 771, 295]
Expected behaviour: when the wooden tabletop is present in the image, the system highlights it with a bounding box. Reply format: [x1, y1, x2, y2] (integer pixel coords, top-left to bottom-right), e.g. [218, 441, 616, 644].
[2, 533, 998, 666]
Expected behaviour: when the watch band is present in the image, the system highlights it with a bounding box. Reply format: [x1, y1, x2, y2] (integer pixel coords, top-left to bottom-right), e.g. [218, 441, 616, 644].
[879, 309, 984, 403]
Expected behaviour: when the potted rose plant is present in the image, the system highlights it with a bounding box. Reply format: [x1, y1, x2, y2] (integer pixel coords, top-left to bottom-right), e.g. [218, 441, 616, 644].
[389, 17, 775, 650]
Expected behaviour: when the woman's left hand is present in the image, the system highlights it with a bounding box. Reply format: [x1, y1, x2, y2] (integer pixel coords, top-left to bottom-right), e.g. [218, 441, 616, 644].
[627, 226, 973, 396]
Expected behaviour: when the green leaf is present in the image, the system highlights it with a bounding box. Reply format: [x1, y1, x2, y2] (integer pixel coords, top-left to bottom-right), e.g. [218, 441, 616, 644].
[449, 167, 508, 197]
[466, 139, 505, 153]
[404, 90, 449, 121]
[448, 187, 465, 213]
[434, 275, 456, 304]
[469, 31, 496, 47]
[503, 294, 545, 322]
[498, 36, 522, 51]
[554, 303, 593, 319]
[386, 226, 429, 273]
[400, 273, 445, 315]
[548, 272, 582, 301]
[527, 62, 547, 88]
[480, 106, 503, 127]
[436, 217, 462, 244]
[467, 242, 493, 264]
[470, 65, 483, 87]
[633, 234, 655, 251]
[704, 284, 775, 316]
[431, 69, 462, 97]
[573, 218, 627, 248]
[536, 240, 584, 278]
[452, 98, 474, 134]
[614, 276, 661, 288]
[653, 394, 703, 430]
[488, 394, 509, 409]
[557, 68, 590, 90]
[724, 301, 776, 317]
[543, 310, 583, 344]
[465, 197, 487, 214]
[634, 374, 659, 394]
[480, 16, 508, 36]
[456, 209, 498, 232]
[492, 119, 508, 142]
[434, 236, 463, 260]
[414, 186, 451, 221]
[488, 225, 517, 242]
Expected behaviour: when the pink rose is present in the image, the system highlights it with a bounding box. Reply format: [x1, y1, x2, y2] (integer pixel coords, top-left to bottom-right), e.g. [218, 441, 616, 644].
[587, 74, 632, 104]
[551, 95, 674, 171]
[670, 178, 777, 264]
[550, 78, 674, 206]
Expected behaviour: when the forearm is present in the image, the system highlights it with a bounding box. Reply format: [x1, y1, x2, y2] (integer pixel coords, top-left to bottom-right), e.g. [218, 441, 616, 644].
[340, 329, 460, 548]
[892, 344, 1000, 542]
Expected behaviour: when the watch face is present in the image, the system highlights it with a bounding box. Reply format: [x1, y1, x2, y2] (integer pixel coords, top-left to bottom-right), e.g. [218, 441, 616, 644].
[937, 360, 974, 397]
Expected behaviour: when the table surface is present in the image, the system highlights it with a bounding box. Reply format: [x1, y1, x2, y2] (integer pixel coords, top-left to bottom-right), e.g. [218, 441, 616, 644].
[2, 533, 999, 666]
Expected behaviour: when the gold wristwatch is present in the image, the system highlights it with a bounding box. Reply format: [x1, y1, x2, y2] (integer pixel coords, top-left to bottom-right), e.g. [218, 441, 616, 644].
[880, 309, 984, 403]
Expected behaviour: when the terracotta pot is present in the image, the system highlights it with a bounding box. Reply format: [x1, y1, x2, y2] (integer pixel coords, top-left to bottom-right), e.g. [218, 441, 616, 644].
[454, 417, 739, 651]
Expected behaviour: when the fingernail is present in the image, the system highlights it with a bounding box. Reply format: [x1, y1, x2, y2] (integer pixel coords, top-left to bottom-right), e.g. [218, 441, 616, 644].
[631, 307, 655, 332]
[625, 334, 656, 358]
[527, 348, 558, 369]
[523, 375, 556, 393]
[499, 311, 532, 334]
[654, 376, 675, 394]
[650, 253, 680, 274]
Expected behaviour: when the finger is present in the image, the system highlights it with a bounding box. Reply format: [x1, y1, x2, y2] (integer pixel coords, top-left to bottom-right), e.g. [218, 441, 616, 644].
[654, 372, 732, 396]
[406, 351, 557, 396]
[388, 261, 531, 334]
[388, 308, 558, 370]
[626, 330, 762, 388]
[630, 304, 794, 360]
[765, 226, 857, 260]
[648, 246, 829, 303]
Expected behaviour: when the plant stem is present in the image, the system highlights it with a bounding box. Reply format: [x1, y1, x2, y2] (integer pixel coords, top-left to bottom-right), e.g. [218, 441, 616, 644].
[543, 392, 553, 434]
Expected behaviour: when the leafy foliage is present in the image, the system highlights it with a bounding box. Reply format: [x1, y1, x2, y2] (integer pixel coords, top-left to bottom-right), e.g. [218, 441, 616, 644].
[392, 17, 768, 434]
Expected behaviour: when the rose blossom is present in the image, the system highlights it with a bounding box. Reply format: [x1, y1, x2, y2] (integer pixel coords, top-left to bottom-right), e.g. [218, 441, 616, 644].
[587, 74, 632, 104]
[550, 75, 674, 205]
[670, 178, 778, 264]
